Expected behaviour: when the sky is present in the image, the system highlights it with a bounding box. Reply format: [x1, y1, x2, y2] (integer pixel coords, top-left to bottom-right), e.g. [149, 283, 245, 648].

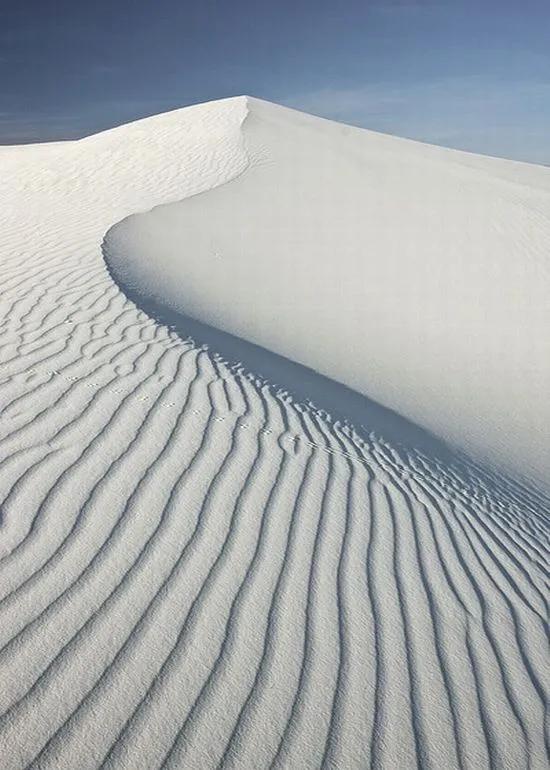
[1, 0, 549, 163]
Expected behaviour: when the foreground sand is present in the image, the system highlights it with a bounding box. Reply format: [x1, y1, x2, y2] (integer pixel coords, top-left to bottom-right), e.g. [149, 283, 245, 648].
[0, 97, 548, 769]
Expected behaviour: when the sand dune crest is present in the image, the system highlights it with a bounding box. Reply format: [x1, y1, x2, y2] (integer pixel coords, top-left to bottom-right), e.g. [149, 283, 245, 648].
[0, 97, 548, 769]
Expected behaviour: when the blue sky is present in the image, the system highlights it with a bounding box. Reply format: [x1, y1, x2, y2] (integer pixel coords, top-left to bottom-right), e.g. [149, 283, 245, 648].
[1, 0, 549, 162]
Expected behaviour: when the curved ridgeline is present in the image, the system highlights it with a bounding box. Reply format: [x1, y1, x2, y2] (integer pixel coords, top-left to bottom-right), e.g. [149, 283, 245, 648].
[0, 97, 548, 769]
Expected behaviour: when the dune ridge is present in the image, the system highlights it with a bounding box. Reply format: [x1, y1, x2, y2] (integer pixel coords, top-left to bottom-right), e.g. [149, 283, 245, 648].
[0, 96, 548, 769]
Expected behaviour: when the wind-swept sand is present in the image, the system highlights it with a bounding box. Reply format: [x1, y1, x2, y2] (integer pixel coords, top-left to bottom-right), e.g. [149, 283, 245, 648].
[106, 97, 550, 487]
[0, 96, 548, 769]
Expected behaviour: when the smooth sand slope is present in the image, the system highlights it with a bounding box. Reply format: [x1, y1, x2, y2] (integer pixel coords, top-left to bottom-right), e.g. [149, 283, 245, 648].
[0, 96, 548, 770]
[107, 97, 550, 487]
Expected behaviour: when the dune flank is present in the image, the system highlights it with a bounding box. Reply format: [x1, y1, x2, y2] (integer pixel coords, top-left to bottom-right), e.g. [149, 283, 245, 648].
[0, 96, 548, 769]
[106, 97, 550, 487]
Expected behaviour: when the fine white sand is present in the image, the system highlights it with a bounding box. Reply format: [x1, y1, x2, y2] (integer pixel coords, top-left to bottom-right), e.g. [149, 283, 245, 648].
[0, 96, 548, 770]
[106, 97, 550, 488]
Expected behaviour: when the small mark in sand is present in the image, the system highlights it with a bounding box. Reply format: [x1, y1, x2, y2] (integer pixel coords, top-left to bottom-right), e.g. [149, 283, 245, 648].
[115, 364, 133, 376]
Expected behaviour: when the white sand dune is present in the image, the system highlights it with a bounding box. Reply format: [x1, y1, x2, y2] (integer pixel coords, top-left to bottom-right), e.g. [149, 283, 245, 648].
[0, 96, 548, 770]
[106, 97, 550, 487]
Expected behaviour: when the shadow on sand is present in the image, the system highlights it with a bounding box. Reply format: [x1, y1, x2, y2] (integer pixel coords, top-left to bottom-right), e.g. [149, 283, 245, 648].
[102, 242, 457, 463]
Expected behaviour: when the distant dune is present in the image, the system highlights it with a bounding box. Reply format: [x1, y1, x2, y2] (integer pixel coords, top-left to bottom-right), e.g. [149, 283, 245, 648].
[0, 96, 548, 769]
